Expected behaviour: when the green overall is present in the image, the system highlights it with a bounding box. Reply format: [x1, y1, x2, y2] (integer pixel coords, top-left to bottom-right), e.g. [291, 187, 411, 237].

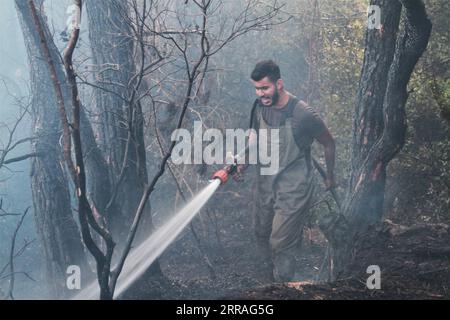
[253, 97, 316, 282]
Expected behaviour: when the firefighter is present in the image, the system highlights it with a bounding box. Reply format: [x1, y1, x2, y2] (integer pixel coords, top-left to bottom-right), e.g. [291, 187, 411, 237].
[214, 60, 336, 282]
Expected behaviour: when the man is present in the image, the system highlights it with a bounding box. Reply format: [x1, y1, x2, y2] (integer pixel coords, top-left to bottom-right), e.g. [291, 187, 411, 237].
[214, 60, 336, 282]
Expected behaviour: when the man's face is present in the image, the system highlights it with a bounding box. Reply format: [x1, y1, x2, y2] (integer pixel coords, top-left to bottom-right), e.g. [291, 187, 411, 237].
[252, 77, 281, 107]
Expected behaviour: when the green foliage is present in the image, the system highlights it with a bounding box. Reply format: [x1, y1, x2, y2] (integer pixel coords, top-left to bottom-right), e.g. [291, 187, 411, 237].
[314, 1, 366, 190]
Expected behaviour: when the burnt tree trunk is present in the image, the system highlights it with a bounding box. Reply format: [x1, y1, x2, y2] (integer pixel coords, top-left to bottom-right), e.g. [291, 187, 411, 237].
[85, 0, 161, 275]
[80, 99, 119, 233]
[15, 0, 88, 298]
[330, 0, 432, 278]
[347, 0, 403, 228]
[85, 0, 151, 238]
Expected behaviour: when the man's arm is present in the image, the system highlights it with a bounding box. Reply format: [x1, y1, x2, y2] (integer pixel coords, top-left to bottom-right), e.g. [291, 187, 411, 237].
[315, 128, 336, 190]
[296, 100, 336, 189]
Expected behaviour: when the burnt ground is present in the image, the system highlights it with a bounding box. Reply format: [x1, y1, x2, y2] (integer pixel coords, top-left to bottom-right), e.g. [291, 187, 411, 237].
[120, 185, 450, 300]
[120, 186, 327, 300]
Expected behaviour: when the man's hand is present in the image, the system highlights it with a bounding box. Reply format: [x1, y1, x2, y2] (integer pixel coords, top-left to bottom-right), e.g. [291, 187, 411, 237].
[232, 165, 246, 182]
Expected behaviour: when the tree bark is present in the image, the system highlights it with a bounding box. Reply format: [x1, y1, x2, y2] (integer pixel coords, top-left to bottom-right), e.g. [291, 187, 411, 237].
[85, 0, 160, 276]
[84, 0, 151, 240]
[347, 0, 403, 228]
[330, 0, 432, 278]
[15, 0, 88, 298]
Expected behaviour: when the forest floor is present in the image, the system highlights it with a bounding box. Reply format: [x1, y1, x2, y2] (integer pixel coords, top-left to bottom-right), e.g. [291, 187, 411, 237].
[121, 188, 450, 300]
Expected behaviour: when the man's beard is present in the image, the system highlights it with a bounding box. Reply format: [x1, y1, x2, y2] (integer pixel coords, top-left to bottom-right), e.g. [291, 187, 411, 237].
[260, 89, 280, 106]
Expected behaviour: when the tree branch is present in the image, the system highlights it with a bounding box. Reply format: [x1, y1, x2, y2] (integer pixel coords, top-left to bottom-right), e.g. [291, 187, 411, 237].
[6, 208, 29, 300]
[3, 153, 41, 165]
[27, 0, 77, 182]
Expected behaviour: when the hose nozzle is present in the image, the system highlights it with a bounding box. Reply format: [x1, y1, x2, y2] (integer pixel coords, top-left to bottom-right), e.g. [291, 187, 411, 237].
[211, 163, 237, 185]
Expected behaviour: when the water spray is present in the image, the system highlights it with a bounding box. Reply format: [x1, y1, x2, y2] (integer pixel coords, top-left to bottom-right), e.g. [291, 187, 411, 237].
[74, 179, 222, 300]
[74, 153, 244, 299]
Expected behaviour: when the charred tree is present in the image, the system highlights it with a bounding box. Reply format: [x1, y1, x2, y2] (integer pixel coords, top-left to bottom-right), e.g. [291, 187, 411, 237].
[328, 0, 432, 277]
[15, 0, 88, 297]
[26, 0, 119, 299]
[84, 0, 152, 241]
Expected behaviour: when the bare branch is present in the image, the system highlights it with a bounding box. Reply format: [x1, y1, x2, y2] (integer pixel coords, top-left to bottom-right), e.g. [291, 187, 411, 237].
[63, 0, 117, 299]
[109, 0, 212, 294]
[6, 208, 29, 300]
[149, 97, 216, 278]
[0, 272, 36, 283]
[27, 0, 77, 182]
[3, 153, 41, 165]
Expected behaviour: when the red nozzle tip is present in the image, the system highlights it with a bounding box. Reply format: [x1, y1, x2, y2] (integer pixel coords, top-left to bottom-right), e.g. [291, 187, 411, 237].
[211, 169, 229, 185]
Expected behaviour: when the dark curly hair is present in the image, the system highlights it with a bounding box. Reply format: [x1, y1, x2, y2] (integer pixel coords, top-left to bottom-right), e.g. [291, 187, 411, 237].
[250, 60, 281, 83]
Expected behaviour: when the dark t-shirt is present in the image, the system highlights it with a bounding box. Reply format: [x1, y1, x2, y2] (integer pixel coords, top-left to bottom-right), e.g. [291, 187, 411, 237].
[250, 94, 326, 148]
